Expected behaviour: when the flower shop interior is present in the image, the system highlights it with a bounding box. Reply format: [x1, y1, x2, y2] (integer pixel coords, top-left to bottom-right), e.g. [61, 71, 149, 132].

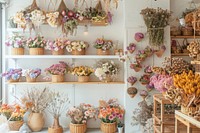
[2, 0, 200, 133]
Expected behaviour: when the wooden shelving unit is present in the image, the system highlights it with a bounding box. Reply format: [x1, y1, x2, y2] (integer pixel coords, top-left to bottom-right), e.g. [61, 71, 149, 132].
[171, 36, 200, 39]
[171, 53, 189, 56]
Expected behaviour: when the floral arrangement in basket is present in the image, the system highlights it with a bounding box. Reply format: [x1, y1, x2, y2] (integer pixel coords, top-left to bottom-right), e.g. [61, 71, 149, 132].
[67, 103, 97, 124]
[95, 60, 119, 82]
[127, 76, 137, 86]
[23, 68, 41, 79]
[135, 50, 147, 63]
[144, 65, 153, 75]
[46, 38, 70, 52]
[98, 98, 124, 124]
[140, 7, 171, 49]
[45, 61, 69, 76]
[26, 35, 46, 48]
[126, 43, 136, 54]
[94, 38, 113, 51]
[66, 41, 88, 52]
[5, 35, 26, 48]
[71, 66, 94, 76]
[130, 62, 142, 72]
[139, 74, 150, 85]
[1, 68, 22, 81]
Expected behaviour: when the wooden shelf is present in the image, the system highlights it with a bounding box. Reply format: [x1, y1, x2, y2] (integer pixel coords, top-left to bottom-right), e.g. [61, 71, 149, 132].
[191, 60, 200, 64]
[171, 36, 200, 39]
[5, 55, 120, 59]
[6, 81, 125, 85]
[171, 53, 189, 56]
[28, 128, 101, 133]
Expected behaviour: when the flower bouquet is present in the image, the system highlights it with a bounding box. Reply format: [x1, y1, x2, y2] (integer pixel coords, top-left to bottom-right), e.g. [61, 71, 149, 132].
[67, 103, 97, 133]
[5, 35, 26, 55]
[66, 41, 88, 55]
[94, 38, 113, 55]
[26, 35, 46, 55]
[140, 90, 148, 100]
[98, 98, 124, 133]
[135, 50, 147, 63]
[0, 104, 26, 131]
[46, 38, 70, 55]
[130, 63, 142, 72]
[127, 76, 137, 86]
[71, 66, 94, 82]
[134, 32, 144, 42]
[144, 65, 153, 75]
[95, 60, 119, 82]
[45, 61, 69, 82]
[1, 68, 22, 82]
[30, 9, 46, 28]
[127, 87, 138, 98]
[23, 68, 41, 82]
[139, 74, 150, 85]
[126, 43, 136, 54]
[144, 46, 154, 57]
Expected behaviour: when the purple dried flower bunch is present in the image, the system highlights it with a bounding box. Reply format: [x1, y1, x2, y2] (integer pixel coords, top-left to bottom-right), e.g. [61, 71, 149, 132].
[134, 32, 144, 42]
[127, 76, 137, 86]
[126, 43, 136, 54]
[24, 68, 41, 79]
[46, 38, 70, 51]
[94, 38, 113, 51]
[45, 61, 69, 75]
[5, 35, 26, 48]
[26, 35, 46, 48]
[1, 68, 22, 80]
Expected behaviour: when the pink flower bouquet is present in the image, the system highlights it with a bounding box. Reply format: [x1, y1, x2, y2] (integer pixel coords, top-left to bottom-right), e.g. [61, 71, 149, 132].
[127, 43, 136, 54]
[46, 38, 70, 52]
[127, 76, 137, 86]
[45, 61, 69, 75]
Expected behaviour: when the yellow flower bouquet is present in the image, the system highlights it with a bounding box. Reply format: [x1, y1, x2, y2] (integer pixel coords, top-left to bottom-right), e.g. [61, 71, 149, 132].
[71, 66, 94, 82]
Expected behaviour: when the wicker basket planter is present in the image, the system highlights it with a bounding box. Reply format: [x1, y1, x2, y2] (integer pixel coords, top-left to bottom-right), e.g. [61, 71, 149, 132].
[52, 49, 64, 55]
[51, 75, 64, 82]
[11, 48, 24, 55]
[181, 27, 193, 36]
[100, 122, 117, 133]
[69, 123, 87, 133]
[181, 105, 198, 115]
[29, 48, 44, 55]
[91, 20, 108, 26]
[8, 120, 24, 131]
[101, 74, 112, 83]
[97, 49, 110, 55]
[72, 49, 86, 55]
[78, 76, 89, 82]
[28, 113, 45, 132]
[26, 76, 37, 82]
[8, 78, 20, 82]
[48, 127, 63, 133]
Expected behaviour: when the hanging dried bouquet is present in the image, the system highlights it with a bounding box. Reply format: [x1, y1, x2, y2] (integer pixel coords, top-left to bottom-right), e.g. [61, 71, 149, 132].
[140, 8, 171, 49]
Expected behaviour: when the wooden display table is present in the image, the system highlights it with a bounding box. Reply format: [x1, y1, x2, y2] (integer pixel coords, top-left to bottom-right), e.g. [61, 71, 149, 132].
[175, 110, 200, 133]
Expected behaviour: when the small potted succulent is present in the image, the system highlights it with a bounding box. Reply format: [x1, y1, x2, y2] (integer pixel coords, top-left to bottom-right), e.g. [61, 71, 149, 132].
[23, 68, 41, 82]
[139, 74, 150, 85]
[134, 32, 144, 42]
[66, 41, 88, 55]
[71, 66, 94, 82]
[5, 34, 26, 55]
[130, 63, 142, 72]
[127, 76, 137, 86]
[126, 43, 136, 54]
[1, 68, 22, 82]
[94, 38, 113, 55]
[127, 87, 138, 98]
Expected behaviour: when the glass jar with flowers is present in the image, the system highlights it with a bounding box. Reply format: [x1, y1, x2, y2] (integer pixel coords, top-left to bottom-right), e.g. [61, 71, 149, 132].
[98, 98, 125, 133]
[94, 38, 113, 55]
[47, 92, 70, 133]
[23, 68, 41, 82]
[67, 103, 97, 133]
[45, 61, 69, 82]
[20, 87, 53, 132]
[46, 38, 70, 55]
[1, 68, 22, 82]
[0, 104, 26, 131]
[95, 60, 119, 82]
[26, 35, 46, 55]
[5, 34, 26, 55]
[71, 66, 94, 82]
[66, 41, 88, 55]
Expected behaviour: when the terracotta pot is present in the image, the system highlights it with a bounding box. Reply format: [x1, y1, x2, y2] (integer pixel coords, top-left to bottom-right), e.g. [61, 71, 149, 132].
[26, 76, 37, 82]
[51, 75, 65, 82]
[100, 122, 117, 133]
[29, 48, 44, 55]
[8, 120, 24, 131]
[8, 78, 20, 82]
[78, 76, 89, 82]
[97, 49, 110, 55]
[69, 123, 87, 133]
[28, 113, 45, 132]
[71, 49, 85, 55]
[52, 49, 64, 55]
[48, 127, 63, 133]
[11, 48, 24, 55]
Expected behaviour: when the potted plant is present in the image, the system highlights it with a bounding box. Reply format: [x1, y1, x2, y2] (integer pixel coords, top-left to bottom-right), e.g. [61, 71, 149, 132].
[126, 43, 136, 54]
[94, 38, 113, 55]
[95, 60, 119, 82]
[98, 98, 125, 133]
[26, 35, 46, 55]
[127, 76, 137, 86]
[66, 41, 88, 55]
[144, 65, 153, 75]
[144, 46, 154, 57]
[47, 92, 70, 133]
[67, 103, 97, 133]
[0, 104, 26, 131]
[1, 68, 22, 82]
[23, 68, 41, 82]
[139, 74, 150, 85]
[71, 66, 94, 82]
[135, 50, 147, 63]
[45, 61, 70, 82]
[20, 87, 53, 132]
[46, 38, 70, 55]
[5, 34, 26, 55]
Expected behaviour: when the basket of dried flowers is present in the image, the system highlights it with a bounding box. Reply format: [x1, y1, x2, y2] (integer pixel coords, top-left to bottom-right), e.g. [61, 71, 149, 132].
[66, 41, 88, 55]
[94, 38, 113, 55]
[71, 66, 94, 82]
[24, 68, 41, 82]
[1, 68, 22, 82]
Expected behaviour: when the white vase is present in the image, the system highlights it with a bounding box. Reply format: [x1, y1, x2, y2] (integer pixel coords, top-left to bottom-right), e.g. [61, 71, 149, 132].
[118, 127, 124, 133]
[179, 18, 185, 26]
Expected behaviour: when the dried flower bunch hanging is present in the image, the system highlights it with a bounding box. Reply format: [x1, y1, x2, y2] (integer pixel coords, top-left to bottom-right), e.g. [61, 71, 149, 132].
[140, 7, 171, 48]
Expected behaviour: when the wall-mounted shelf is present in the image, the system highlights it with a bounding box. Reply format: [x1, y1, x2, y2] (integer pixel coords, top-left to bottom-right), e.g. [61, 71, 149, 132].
[171, 53, 189, 56]
[7, 28, 30, 33]
[171, 36, 200, 39]
[6, 81, 125, 85]
[191, 60, 200, 64]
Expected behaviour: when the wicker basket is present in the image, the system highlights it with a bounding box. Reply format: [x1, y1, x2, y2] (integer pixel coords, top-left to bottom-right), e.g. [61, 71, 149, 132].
[181, 105, 198, 115]
[51, 75, 64, 82]
[91, 19, 108, 26]
[26, 76, 37, 82]
[8, 78, 20, 82]
[170, 30, 181, 36]
[101, 74, 112, 83]
[97, 49, 110, 55]
[181, 27, 193, 36]
[11, 48, 24, 55]
[100, 122, 117, 133]
[29, 48, 44, 55]
[8, 120, 24, 131]
[52, 49, 64, 55]
[48, 127, 63, 133]
[72, 49, 86, 55]
[69, 123, 87, 133]
[78, 76, 89, 82]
